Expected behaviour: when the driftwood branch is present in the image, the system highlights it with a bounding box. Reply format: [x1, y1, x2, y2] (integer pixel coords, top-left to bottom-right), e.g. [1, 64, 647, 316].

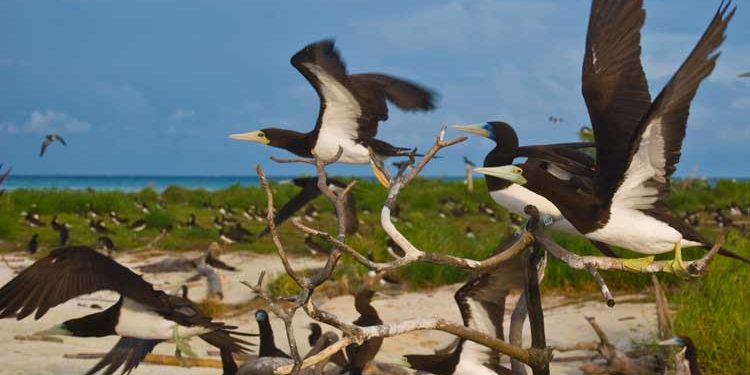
[250, 127, 724, 375]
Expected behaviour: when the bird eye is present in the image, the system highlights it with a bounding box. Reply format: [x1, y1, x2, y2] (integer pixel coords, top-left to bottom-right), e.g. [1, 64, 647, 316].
[258, 133, 265, 138]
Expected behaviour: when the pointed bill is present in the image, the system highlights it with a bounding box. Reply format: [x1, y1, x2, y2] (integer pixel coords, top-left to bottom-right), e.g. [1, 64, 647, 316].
[228, 130, 270, 144]
[474, 165, 527, 185]
[450, 123, 491, 138]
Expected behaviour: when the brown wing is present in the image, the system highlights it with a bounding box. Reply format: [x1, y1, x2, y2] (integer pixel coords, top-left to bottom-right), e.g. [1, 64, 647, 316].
[609, 2, 734, 214]
[349, 73, 436, 141]
[0, 246, 163, 320]
[582, 0, 651, 203]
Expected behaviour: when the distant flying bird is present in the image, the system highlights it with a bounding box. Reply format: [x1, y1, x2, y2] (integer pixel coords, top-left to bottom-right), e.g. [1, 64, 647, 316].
[230, 39, 437, 187]
[462, 157, 476, 167]
[39, 134, 66, 157]
[738, 71, 750, 77]
[547, 115, 565, 124]
[0, 246, 254, 375]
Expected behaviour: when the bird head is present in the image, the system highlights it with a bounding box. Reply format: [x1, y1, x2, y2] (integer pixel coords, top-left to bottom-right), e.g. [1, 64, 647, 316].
[473, 165, 528, 185]
[451, 121, 514, 143]
[658, 336, 689, 347]
[229, 129, 272, 145]
[255, 309, 269, 322]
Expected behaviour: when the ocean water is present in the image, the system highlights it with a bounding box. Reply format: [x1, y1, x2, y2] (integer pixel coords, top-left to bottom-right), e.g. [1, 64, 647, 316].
[2, 175, 294, 192]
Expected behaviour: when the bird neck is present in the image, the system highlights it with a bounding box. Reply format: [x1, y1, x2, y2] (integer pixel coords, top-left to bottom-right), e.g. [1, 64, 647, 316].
[258, 319, 279, 357]
[354, 298, 380, 325]
[62, 297, 122, 337]
[265, 128, 314, 158]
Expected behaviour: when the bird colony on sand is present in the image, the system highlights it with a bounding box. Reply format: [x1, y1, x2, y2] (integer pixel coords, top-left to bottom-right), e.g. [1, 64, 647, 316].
[0, 1, 742, 375]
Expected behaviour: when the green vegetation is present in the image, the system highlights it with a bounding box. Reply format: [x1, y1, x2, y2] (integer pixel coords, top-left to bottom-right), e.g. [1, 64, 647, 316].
[1, 178, 749, 371]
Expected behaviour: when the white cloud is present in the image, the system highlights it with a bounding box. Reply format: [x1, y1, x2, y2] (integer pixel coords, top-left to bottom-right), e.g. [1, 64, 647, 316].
[169, 108, 195, 121]
[0, 110, 91, 134]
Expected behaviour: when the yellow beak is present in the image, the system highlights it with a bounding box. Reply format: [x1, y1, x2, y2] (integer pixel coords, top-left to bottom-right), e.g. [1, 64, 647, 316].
[228, 130, 270, 145]
[474, 165, 528, 185]
[451, 123, 491, 139]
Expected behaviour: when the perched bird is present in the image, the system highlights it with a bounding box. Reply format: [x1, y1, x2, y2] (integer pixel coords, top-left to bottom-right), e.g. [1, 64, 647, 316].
[129, 219, 147, 232]
[0, 246, 255, 375]
[255, 309, 291, 359]
[728, 202, 743, 217]
[230, 39, 436, 187]
[405, 237, 533, 375]
[229, 222, 252, 242]
[24, 212, 45, 227]
[219, 229, 238, 246]
[50, 216, 69, 232]
[39, 134, 66, 157]
[260, 177, 358, 236]
[464, 226, 476, 239]
[57, 225, 70, 246]
[659, 336, 701, 375]
[475, 2, 747, 265]
[97, 236, 117, 255]
[134, 200, 150, 214]
[307, 322, 322, 347]
[109, 211, 129, 226]
[344, 288, 383, 375]
[27, 234, 39, 255]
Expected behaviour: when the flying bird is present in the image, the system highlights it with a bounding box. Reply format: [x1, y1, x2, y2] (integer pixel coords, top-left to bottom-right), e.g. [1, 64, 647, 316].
[547, 115, 565, 124]
[230, 39, 437, 187]
[0, 246, 255, 375]
[476, 2, 746, 265]
[39, 134, 67, 157]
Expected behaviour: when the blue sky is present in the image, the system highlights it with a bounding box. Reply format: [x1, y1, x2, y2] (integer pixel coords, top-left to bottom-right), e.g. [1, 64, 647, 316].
[1, 0, 748, 177]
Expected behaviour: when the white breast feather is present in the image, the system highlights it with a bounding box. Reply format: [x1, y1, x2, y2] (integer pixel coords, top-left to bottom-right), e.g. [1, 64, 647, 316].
[454, 299, 498, 375]
[304, 64, 370, 163]
[115, 298, 210, 340]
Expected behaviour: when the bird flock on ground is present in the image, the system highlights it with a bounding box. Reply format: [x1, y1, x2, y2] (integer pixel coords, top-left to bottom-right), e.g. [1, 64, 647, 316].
[0, 1, 745, 374]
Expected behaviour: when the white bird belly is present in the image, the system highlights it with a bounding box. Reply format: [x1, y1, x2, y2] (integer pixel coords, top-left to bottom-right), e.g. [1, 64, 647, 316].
[115, 299, 211, 340]
[587, 209, 703, 254]
[315, 127, 370, 164]
[490, 185, 580, 235]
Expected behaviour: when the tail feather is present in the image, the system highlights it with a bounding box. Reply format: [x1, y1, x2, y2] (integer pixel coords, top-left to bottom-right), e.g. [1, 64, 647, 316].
[716, 246, 750, 264]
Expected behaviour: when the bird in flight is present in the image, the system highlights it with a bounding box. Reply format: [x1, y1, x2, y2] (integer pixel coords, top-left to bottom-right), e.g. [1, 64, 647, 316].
[39, 134, 67, 157]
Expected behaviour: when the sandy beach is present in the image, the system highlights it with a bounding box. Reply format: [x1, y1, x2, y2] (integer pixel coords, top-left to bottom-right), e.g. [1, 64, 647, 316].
[0, 250, 657, 375]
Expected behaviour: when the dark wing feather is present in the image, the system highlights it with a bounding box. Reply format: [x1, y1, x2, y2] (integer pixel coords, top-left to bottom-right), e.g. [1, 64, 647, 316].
[517, 144, 596, 178]
[54, 134, 67, 146]
[260, 177, 322, 236]
[582, 0, 651, 203]
[84, 337, 161, 375]
[0, 246, 163, 320]
[349, 73, 436, 141]
[39, 139, 51, 157]
[611, 3, 734, 213]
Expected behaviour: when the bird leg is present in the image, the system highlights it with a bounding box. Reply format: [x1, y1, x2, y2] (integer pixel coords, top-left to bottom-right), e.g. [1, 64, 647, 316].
[369, 157, 391, 188]
[663, 242, 693, 279]
[172, 326, 197, 366]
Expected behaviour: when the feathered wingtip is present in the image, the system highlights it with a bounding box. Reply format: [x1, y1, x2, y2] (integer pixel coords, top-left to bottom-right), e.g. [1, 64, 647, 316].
[290, 38, 338, 65]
